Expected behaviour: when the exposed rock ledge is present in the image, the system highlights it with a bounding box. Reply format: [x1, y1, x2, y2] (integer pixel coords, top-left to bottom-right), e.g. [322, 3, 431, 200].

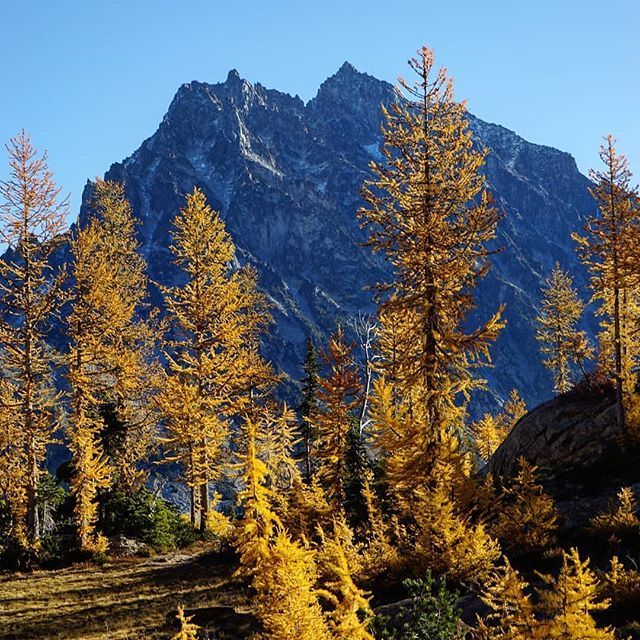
[485, 386, 640, 529]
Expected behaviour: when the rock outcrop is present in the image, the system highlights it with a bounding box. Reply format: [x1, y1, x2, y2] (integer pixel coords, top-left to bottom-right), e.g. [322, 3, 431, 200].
[486, 385, 640, 529]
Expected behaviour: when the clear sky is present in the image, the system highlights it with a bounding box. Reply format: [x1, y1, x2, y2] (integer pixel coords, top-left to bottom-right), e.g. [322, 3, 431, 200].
[1, 0, 638, 215]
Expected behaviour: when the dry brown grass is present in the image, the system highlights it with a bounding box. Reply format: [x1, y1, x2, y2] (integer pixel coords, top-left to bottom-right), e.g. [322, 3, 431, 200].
[0, 546, 246, 639]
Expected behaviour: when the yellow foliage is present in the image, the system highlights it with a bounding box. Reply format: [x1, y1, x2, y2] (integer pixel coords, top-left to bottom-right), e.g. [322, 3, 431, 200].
[312, 326, 362, 509]
[359, 474, 401, 580]
[68, 415, 111, 551]
[369, 375, 416, 507]
[0, 132, 67, 545]
[171, 605, 200, 640]
[360, 46, 505, 492]
[601, 555, 640, 614]
[471, 413, 508, 463]
[67, 179, 158, 550]
[234, 417, 280, 575]
[252, 530, 331, 640]
[536, 548, 613, 639]
[85, 180, 161, 493]
[471, 389, 527, 464]
[493, 457, 558, 555]
[477, 558, 538, 640]
[204, 494, 232, 540]
[480, 550, 614, 639]
[536, 263, 592, 394]
[283, 475, 332, 540]
[317, 523, 373, 640]
[573, 136, 640, 431]
[413, 453, 500, 585]
[590, 486, 640, 539]
[159, 187, 274, 530]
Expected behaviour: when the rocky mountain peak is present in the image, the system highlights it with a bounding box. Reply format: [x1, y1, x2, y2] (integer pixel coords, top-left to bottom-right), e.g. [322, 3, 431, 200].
[76, 66, 596, 411]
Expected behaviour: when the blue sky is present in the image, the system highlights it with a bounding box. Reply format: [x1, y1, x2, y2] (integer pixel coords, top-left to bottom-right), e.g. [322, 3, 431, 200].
[1, 0, 638, 215]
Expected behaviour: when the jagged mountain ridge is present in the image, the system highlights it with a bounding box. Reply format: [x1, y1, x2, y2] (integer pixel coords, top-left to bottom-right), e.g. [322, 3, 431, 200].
[79, 62, 596, 409]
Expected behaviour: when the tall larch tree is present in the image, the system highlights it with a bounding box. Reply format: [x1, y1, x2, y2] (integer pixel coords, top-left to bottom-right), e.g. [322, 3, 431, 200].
[536, 263, 592, 394]
[159, 187, 272, 532]
[359, 46, 504, 494]
[67, 179, 158, 550]
[313, 326, 362, 510]
[0, 132, 67, 545]
[573, 136, 640, 430]
[87, 180, 161, 493]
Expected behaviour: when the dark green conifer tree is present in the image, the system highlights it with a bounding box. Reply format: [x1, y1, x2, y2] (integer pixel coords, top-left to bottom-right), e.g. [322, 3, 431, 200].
[299, 337, 320, 481]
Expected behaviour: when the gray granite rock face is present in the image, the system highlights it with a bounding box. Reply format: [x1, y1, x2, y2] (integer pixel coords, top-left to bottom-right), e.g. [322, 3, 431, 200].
[77, 63, 597, 410]
[486, 389, 622, 479]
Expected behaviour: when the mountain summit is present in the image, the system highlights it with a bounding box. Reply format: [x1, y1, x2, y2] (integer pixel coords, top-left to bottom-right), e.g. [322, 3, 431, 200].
[81, 65, 594, 408]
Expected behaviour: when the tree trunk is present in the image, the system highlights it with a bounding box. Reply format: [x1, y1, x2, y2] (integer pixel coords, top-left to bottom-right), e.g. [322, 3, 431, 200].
[199, 481, 209, 534]
[613, 285, 626, 431]
[26, 441, 39, 543]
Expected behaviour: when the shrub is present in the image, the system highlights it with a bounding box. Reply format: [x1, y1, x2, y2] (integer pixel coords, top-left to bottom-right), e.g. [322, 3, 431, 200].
[371, 573, 464, 640]
[99, 488, 197, 552]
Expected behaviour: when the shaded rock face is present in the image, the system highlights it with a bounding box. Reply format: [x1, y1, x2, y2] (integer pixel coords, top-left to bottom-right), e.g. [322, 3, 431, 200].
[485, 387, 640, 529]
[486, 388, 622, 480]
[78, 63, 596, 409]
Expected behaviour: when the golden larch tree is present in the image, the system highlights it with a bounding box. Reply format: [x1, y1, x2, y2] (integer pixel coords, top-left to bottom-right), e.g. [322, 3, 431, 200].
[536, 263, 592, 394]
[479, 550, 614, 639]
[234, 416, 280, 575]
[317, 523, 374, 640]
[359, 46, 504, 492]
[87, 180, 161, 493]
[0, 131, 67, 545]
[471, 388, 527, 463]
[477, 558, 538, 640]
[493, 457, 558, 556]
[536, 548, 614, 639]
[159, 187, 272, 531]
[252, 529, 332, 640]
[67, 179, 159, 550]
[312, 326, 362, 510]
[573, 136, 640, 430]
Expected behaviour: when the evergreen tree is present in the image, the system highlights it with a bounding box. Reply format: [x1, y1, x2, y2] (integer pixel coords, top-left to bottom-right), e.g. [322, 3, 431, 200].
[359, 46, 504, 493]
[573, 136, 640, 430]
[536, 263, 592, 394]
[299, 337, 320, 480]
[158, 187, 272, 532]
[0, 131, 67, 545]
